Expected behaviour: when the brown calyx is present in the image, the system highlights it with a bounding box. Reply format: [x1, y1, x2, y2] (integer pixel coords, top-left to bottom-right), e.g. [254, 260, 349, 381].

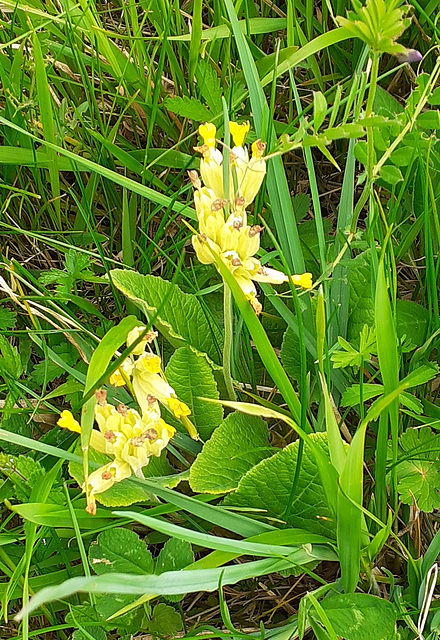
[95, 389, 107, 405]
[249, 225, 263, 237]
[117, 403, 128, 416]
[211, 198, 227, 212]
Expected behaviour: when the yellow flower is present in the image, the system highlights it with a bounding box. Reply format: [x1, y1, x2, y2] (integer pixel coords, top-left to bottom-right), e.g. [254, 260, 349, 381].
[291, 273, 313, 289]
[230, 120, 250, 148]
[168, 397, 191, 418]
[58, 410, 81, 434]
[126, 326, 158, 356]
[195, 121, 266, 207]
[58, 398, 177, 514]
[85, 458, 132, 515]
[199, 122, 217, 149]
[57, 410, 107, 454]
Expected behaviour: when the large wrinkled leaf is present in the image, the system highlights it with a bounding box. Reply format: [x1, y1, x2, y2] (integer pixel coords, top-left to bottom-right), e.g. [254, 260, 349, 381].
[317, 593, 397, 640]
[111, 270, 223, 365]
[89, 528, 154, 575]
[224, 433, 335, 536]
[189, 412, 272, 493]
[165, 346, 222, 440]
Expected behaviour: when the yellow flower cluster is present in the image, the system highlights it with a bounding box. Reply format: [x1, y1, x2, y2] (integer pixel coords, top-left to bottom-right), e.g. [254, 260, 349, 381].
[58, 394, 175, 515]
[109, 326, 191, 419]
[191, 122, 312, 314]
[57, 326, 191, 514]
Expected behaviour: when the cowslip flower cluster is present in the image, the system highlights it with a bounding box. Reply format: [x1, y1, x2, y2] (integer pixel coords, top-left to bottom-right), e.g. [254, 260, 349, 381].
[57, 326, 191, 514]
[58, 392, 175, 515]
[191, 122, 312, 314]
[109, 326, 191, 420]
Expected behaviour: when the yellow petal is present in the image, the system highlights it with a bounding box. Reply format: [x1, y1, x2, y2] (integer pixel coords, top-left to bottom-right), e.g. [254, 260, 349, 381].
[57, 410, 81, 434]
[141, 353, 161, 375]
[229, 120, 250, 148]
[198, 122, 216, 148]
[168, 397, 191, 418]
[291, 272, 313, 289]
[109, 369, 126, 387]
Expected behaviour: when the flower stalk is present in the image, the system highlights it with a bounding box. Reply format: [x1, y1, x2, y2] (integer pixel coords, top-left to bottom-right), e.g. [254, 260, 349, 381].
[223, 283, 236, 401]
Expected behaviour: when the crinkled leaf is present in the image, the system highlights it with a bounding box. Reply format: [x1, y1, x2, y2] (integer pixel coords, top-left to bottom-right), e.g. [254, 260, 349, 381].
[33, 342, 79, 385]
[195, 60, 222, 113]
[94, 593, 146, 633]
[111, 270, 223, 366]
[190, 411, 272, 494]
[165, 346, 222, 439]
[224, 433, 335, 536]
[89, 528, 154, 575]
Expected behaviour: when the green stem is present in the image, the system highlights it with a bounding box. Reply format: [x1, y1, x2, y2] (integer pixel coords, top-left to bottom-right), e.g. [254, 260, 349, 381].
[365, 52, 379, 119]
[223, 283, 236, 401]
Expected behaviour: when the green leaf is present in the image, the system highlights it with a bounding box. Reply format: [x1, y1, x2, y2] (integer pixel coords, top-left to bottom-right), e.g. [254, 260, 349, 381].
[165, 346, 222, 440]
[163, 95, 212, 122]
[189, 412, 272, 494]
[33, 342, 79, 385]
[379, 164, 403, 185]
[331, 325, 376, 370]
[156, 538, 194, 574]
[0, 414, 32, 455]
[111, 270, 223, 366]
[280, 327, 314, 384]
[195, 59, 222, 113]
[347, 254, 375, 341]
[94, 593, 146, 633]
[72, 628, 107, 640]
[396, 427, 440, 512]
[156, 538, 194, 602]
[0, 307, 16, 330]
[148, 603, 183, 636]
[313, 91, 327, 131]
[318, 593, 397, 640]
[374, 85, 404, 116]
[89, 528, 154, 575]
[396, 299, 428, 348]
[224, 433, 335, 536]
